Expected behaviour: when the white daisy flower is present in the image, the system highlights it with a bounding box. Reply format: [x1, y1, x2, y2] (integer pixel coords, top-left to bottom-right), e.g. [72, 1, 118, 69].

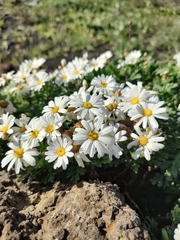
[99, 50, 113, 62]
[71, 144, 91, 168]
[1, 138, 39, 174]
[12, 113, 30, 139]
[69, 90, 104, 120]
[42, 96, 69, 116]
[127, 126, 165, 161]
[10, 83, 30, 96]
[119, 81, 149, 112]
[173, 52, 180, 67]
[128, 100, 169, 131]
[125, 50, 142, 65]
[117, 59, 125, 69]
[0, 113, 15, 139]
[0, 71, 14, 87]
[174, 223, 180, 240]
[21, 117, 46, 148]
[68, 57, 86, 80]
[13, 65, 31, 84]
[91, 74, 118, 96]
[41, 114, 63, 140]
[0, 99, 17, 116]
[29, 71, 49, 91]
[21, 57, 46, 71]
[45, 136, 74, 170]
[87, 56, 105, 72]
[73, 117, 114, 158]
[104, 94, 125, 121]
[106, 122, 127, 160]
[55, 66, 72, 86]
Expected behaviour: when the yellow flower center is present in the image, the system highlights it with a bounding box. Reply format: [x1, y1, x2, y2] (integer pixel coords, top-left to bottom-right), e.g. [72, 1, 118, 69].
[52, 106, 59, 114]
[45, 125, 54, 133]
[100, 82, 107, 88]
[37, 79, 42, 85]
[107, 103, 118, 111]
[67, 107, 76, 112]
[88, 131, 98, 141]
[28, 64, 32, 69]
[71, 144, 81, 153]
[131, 97, 139, 105]
[2, 125, 8, 133]
[93, 62, 98, 67]
[20, 73, 25, 79]
[62, 75, 67, 80]
[0, 101, 9, 108]
[74, 70, 79, 75]
[14, 148, 24, 158]
[139, 136, 148, 146]
[19, 126, 26, 133]
[18, 85, 24, 91]
[143, 109, 152, 117]
[31, 130, 39, 139]
[83, 102, 92, 109]
[56, 147, 65, 156]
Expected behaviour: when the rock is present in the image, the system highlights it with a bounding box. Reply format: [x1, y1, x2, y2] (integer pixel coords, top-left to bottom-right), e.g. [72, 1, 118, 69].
[0, 171, 150, 240]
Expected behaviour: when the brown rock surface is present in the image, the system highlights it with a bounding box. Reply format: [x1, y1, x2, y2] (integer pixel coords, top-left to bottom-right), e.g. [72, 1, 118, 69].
[0, 170, 150, 240]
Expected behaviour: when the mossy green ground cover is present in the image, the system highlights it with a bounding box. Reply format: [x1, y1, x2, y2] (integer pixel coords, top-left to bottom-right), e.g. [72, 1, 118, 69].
[1, 1, 180, 239]
[1, 0, 180, 66]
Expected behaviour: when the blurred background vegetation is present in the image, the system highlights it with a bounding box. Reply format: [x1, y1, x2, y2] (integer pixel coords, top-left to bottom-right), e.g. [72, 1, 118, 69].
[1, 0, 180, 70]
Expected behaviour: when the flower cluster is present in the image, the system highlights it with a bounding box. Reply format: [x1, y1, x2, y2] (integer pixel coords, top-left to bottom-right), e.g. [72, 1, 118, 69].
[0, 50, 168, 174]
[117, 50, 142, 69]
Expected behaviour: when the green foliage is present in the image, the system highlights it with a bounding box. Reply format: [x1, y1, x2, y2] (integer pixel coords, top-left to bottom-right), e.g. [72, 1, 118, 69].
[142, 216, 159, 240]
[1, 0, 180, 65]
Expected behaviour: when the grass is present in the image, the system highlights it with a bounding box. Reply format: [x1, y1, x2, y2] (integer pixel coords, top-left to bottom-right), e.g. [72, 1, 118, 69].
[1, 0, 180, 67]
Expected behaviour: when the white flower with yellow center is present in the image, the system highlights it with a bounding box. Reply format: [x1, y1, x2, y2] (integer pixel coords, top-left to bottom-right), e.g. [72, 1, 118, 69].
[128, 100, 168, 131]
[12, 114, 30, 139]
[10, 83, 30, 96]
[104, 95, 125, 121]
[45, 136, 74, 170]
[1, 138, 39, 174]
[174, 223, 180, 240]
[42, 96, 69, 116]
[21, 57, 46, 71]
[41, 114, 63, 140]
[73, 117, 114, 158]
[127, 126, 165, 160]
[0, 70, 14, 87]
[119, 81, 149, 112]
[87, 56, 105, 72]
[30, 71, 49, 91]
[55, 66, 72, 86]
[91, 74, 118, 96]
[69, 90, 104, 120]
[0, 113, 15, 139]
[0, 99, 17, 116]
[68, 57, 86, 80]
[13, 65, 31, 84]
[21, 117, 46, 148]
